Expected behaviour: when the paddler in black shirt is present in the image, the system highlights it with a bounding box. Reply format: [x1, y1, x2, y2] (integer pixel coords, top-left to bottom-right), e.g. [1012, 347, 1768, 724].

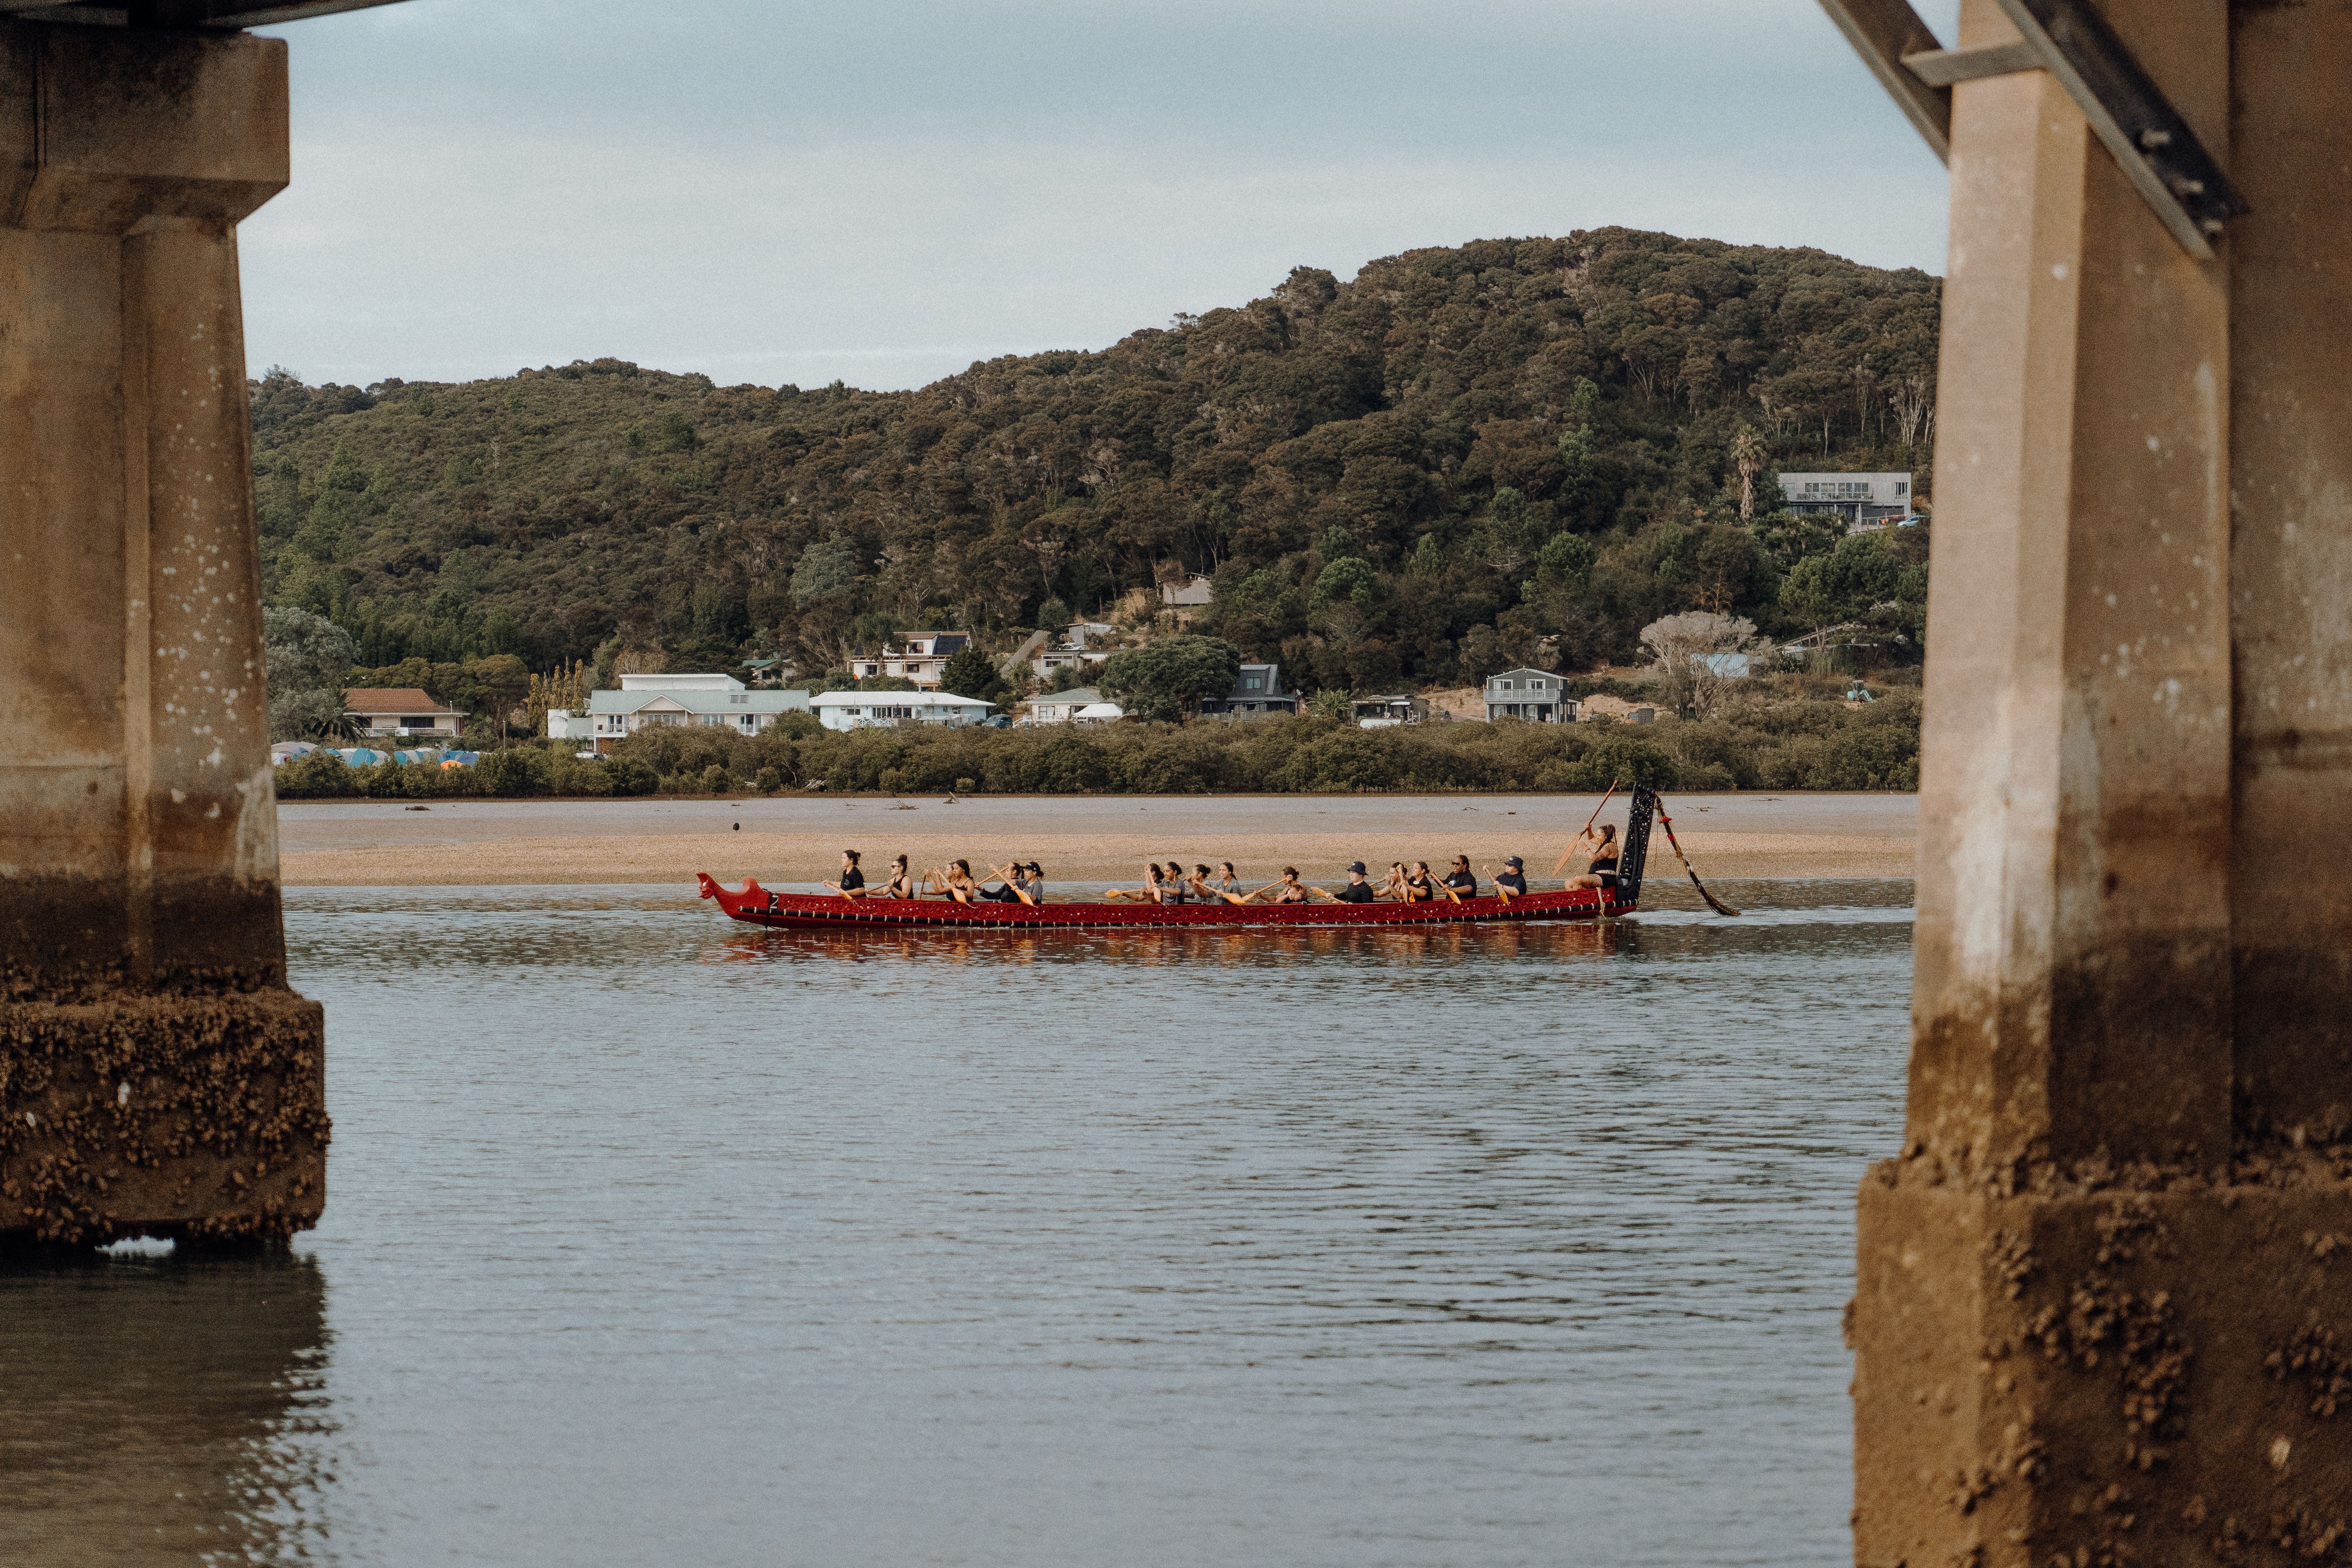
[824, 849, 869, 899]
[1334, 861, 1379, 903]
[1563, 824, 1621, 897]
[1442, 855, 1478, 898]
[1488, 855, 1530, 902]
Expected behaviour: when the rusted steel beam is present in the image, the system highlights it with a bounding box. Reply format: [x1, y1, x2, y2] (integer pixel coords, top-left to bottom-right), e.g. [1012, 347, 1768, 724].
[1988, 0, 2245, 259]
[1826, 0, 2247, 260]
[0, 0, 407, 26]
[1813, 0, 1952, 163]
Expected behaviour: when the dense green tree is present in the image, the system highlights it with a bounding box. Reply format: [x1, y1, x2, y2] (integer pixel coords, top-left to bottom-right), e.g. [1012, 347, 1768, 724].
[791, 536, 862, 607]
[262, 605, 357, 741]
[1780, 531, 1906, 633]
[1098, 635, 1243, 722]
[938, 644, 999, 700]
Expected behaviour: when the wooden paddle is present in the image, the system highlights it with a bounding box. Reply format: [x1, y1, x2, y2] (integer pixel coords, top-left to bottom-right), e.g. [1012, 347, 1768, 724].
[1554, 779, 1621, 877]
[1654, 799, 1742, 916]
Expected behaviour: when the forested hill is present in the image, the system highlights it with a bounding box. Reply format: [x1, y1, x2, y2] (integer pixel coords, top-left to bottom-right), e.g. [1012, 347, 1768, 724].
[252, 227, 1940, 690]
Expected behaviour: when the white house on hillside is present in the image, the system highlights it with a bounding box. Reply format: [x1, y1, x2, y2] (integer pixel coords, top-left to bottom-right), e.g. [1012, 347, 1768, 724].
[583, 673, 811, 753]
[850, 632, 970, 689]
[1029, 621, 1119, 680]
[812, 691, 994, 731]
[1484, 668, 1575, 723]
[1778, 472, 1913, 527]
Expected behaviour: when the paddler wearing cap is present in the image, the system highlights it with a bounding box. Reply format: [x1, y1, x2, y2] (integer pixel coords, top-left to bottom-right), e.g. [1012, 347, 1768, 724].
[1332, 861, 1379, 903]
[1485, 854, 1530, 902]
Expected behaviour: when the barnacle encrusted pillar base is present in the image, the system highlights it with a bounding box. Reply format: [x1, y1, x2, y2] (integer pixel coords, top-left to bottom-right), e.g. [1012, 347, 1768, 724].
[1858, 1, 2352, 1562]
[0, 22, 325, 1245]
[1, 993, 326, 1245]
[1855, 1173, 2352, 1565]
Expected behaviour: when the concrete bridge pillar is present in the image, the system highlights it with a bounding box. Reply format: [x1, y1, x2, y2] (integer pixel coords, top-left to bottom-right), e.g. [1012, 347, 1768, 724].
[1854, 0, 2352, 1559]
[0, 20, 325, 1246]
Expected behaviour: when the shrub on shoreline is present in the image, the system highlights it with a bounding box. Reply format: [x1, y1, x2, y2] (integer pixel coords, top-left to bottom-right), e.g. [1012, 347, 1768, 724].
[274, 691, 1918, 800]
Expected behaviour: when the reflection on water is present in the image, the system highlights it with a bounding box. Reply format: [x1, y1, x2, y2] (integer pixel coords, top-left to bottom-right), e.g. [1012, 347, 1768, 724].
[7, 879, 1913, 1568]
[0, 1252, 330, 1566]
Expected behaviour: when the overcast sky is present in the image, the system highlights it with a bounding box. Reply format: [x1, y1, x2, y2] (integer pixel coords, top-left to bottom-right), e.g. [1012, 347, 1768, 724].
[241, 0, 1961, 393]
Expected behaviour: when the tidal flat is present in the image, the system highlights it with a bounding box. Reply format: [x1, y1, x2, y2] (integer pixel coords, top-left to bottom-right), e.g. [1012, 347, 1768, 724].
[4, 876, 1912, 1567]
[278, 790, 1918, 886]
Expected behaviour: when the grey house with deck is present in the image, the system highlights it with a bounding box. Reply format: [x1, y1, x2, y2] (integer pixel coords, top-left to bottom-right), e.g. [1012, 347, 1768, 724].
[1200, 662, 1298, 717]
[1484, 668, 1574, 722]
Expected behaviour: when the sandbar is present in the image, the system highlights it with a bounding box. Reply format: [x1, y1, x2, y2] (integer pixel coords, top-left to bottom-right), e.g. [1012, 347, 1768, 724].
[278, 793, 1916, 887]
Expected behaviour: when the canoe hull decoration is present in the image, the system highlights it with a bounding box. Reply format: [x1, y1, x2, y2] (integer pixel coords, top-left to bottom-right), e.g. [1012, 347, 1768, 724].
[701, 788, 1660, 931]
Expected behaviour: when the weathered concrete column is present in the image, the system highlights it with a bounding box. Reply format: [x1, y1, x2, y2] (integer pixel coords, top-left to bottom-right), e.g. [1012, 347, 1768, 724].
[1854, 1, 2352, 1560]
[0, 20, 326, 1245]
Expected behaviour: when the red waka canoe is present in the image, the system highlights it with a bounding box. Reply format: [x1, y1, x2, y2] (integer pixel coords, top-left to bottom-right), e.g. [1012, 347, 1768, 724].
[701, 788, 1662, 932]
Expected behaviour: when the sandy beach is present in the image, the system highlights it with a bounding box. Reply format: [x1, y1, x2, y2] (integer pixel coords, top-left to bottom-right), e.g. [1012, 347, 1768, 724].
[278, 793, 1916, 887]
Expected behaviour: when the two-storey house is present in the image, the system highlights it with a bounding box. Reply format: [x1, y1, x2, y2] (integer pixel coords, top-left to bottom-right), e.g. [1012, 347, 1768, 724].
[1484, 669, 1575, 722]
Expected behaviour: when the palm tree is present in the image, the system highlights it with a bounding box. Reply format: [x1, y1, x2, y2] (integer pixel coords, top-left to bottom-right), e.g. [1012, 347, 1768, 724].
[1731, 425, 1768, 525]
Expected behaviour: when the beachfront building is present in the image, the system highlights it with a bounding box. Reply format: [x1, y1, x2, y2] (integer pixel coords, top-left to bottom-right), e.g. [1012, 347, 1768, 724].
[1484, 669, 1574, 723]
[1020, 687, 1105, 725]
[586, 673, 813, 753]
[849, 632, 969, 689]
[1777, 472, 1914, 528]
[1198, 662, 1299, 718]
[811, 691, 995, 731]
[1353, 695, 1426, 728]
[343, 687, 468, 738]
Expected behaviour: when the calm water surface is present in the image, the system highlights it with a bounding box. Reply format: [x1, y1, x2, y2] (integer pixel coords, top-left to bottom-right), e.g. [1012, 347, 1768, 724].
[4, 879, 1913, 1567]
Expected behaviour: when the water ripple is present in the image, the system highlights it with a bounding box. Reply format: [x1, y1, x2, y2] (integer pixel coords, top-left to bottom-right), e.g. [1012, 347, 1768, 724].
[3, 878, 1913, 1568]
